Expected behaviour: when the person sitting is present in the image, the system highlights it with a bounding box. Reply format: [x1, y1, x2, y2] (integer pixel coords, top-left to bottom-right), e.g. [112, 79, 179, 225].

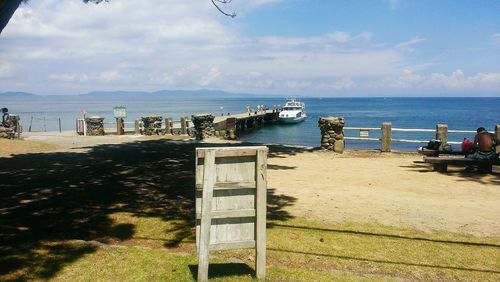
[467, 127, 499, 160]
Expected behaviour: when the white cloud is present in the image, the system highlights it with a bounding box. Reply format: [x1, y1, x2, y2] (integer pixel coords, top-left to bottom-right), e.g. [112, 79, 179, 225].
[49, 73, 89, 82]
[493, 33, 500, 46]
[0, 62, 14, 78]
[0, 0, 498, 95]
[387, 0, 402, 10]
[370, 69, 500, 90]
[395, 37, 426, 48]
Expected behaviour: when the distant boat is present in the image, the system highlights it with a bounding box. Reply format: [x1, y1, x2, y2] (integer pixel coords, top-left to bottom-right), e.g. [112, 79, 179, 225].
[279, 98, 307, 124]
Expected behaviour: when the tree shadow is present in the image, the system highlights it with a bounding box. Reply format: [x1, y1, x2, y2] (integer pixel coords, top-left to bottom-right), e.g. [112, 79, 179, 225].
[0, 140, 300, 280]
[268, 248, 500, 275]
[188, 263, 255, 280]
[399, 161, 500, 185]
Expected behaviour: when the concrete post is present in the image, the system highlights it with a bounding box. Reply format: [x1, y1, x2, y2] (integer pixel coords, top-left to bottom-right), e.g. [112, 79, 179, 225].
[180, 117, 187, 135]
[436, 124, 448, 150]
[116, 118, 124, 135]
[381, 122, 392, 152]
[165, 117, 172, 135]
[134, 118, 141, 135]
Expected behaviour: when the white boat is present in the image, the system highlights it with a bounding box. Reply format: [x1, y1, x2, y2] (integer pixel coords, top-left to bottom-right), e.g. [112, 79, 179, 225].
[279, 98, 307, 124]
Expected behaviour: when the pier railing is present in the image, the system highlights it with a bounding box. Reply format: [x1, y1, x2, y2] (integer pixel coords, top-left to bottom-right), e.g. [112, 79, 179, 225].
[344, 123, 499, 152]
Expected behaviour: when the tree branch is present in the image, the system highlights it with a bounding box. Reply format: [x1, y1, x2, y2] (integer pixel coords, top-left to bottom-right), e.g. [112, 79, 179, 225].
[211, 0, 236, 18]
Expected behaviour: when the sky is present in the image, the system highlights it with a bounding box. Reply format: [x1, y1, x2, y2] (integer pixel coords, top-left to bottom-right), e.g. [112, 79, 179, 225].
[0, 0, 499, 96]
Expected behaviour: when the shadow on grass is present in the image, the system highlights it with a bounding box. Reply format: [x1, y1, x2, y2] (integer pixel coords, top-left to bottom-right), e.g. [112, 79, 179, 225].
[268, 248, 500, 274]
[0, 140, 301, 280]
[188, 263, 255, 280]
[269, 223, 500, 248]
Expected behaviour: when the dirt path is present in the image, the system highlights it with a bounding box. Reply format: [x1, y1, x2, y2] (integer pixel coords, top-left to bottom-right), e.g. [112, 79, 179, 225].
[268, 150, 500, 236]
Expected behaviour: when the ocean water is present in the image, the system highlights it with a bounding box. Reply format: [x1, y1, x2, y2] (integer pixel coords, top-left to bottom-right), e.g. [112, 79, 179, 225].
[2, 96, 499, 151]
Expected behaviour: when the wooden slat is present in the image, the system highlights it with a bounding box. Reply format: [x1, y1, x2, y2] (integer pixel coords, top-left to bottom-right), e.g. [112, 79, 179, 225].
[209, 240, 255, 251]
[198, 149, 216, 282]
[255, 148, 268, 279]
[195, 181, 256, 190]
[196, 146, 267, 158]
[196, 209, 256, 219]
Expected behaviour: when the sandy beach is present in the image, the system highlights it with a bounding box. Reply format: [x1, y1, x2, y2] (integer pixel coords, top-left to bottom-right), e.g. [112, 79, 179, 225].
[3, 133, 499, 237]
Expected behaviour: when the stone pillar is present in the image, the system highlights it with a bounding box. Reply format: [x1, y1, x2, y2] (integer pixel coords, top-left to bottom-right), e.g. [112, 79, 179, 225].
[165, 117, 173, 135]
[85, 116, 105, 136]
[116, 118, 124, 135]
[134, 118, 141, 135]
[180, 117, 187, 135]
[191, 114, 215, 140]
[381, 122, 392, 152]
[318, 117, 345, 153]
[436, 124, 448, 150]
[141, 116, 162, 135]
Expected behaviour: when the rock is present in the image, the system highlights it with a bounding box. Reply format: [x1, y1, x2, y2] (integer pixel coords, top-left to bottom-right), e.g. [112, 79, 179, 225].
[85, 116, 105, 136]
[141, 116, 163, 135]
[318, 116, 345, 153]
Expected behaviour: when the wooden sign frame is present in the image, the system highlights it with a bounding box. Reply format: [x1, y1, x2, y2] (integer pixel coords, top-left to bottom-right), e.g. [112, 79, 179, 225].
[195, 146, 268, 281]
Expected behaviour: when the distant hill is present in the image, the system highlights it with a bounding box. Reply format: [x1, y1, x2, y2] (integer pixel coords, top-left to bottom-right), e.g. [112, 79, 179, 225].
[79, 89, 257, 98]
[0, 91, 36, 97]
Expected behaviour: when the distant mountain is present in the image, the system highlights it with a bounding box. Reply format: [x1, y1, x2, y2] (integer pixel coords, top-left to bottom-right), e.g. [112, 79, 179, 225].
[0, 91, 36, 97]
[79, 89, 258, 98]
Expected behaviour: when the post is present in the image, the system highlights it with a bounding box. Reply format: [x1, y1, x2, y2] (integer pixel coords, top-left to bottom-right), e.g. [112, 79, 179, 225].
[181, 117, 187, 135]
[165, 117, 172, 135]
[29, 116, 33, 132]
[116, 118, 124, 135]
[381, 122, 392, 152]
[495, 125, 500, 154]
[134, 118, 141, 135]
[58, 118, 62, 133]
[436, 124, 448, 149]
[83, 119, 87, 136]
[185, 116, 190, 131]
[198, 150, 216, 282]
[255, 148, 267, 279]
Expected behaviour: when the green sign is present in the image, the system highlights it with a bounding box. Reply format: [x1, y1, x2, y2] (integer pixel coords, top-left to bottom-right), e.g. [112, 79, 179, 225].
[113, 106, 127, 118]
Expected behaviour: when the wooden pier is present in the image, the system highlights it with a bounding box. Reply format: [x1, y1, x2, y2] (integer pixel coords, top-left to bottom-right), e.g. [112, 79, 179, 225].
[211, 109, 280, 138]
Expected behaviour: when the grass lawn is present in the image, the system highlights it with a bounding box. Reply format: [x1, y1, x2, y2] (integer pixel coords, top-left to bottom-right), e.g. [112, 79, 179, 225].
[3, 214, 499, 281]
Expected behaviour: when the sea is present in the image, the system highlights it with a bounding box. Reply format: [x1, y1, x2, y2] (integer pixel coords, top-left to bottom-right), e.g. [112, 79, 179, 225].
[2, 96, 499, 151]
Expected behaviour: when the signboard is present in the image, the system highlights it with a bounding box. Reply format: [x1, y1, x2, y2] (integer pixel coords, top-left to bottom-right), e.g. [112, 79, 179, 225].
[195, 146, 267, 281]
[360, 129, 369, 137]
[113, 106, 127, 118]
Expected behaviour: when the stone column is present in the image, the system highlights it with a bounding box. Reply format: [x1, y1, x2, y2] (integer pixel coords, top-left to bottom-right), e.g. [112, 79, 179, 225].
[164, 117, 173, 135]
[134, 118, 141, 135]
[436, 124, 448, 150]
[85, 116, 105, 136]
[191, 114, 215, 140]
[381, 122, 392, 152]
[141, 116, 163, 135]
[318, 117, 345, 153]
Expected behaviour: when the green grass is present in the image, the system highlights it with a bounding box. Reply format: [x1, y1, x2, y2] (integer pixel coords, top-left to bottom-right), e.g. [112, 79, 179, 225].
[4, 213, 498, 281]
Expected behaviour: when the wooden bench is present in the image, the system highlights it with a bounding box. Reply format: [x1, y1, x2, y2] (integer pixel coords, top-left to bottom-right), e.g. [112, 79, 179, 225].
[423, 156, 500, 173]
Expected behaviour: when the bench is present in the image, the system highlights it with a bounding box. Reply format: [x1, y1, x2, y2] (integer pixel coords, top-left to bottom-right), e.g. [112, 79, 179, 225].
[423, 156, 500, 173]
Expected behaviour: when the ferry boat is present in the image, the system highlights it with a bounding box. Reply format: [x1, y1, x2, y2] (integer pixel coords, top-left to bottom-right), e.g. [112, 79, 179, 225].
[279, 98, 307, 124]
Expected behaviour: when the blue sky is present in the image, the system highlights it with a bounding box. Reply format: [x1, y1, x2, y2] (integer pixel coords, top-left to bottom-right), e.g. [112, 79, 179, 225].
[0, 0, 499, 96]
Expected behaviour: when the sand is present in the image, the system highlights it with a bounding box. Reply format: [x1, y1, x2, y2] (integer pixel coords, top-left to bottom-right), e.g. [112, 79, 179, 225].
[268, 150, 500, 237]
[4, 132, 500, 236]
